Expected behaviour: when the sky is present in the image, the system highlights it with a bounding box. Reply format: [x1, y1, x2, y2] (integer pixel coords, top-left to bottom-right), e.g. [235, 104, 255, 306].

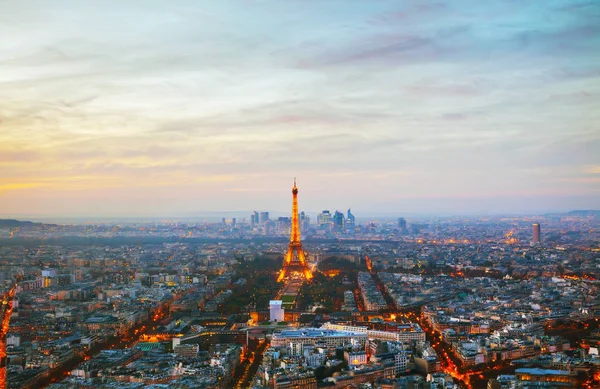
[1, 0, 599, 219]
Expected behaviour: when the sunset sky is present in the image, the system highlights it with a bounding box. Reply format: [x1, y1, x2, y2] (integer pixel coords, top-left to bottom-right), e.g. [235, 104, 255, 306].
[1, 0, 599, 218]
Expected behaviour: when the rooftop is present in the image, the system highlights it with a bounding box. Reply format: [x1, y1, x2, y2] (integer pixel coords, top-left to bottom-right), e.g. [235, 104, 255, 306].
[273, 328, 367, 339]
[515, 368, 571, 376]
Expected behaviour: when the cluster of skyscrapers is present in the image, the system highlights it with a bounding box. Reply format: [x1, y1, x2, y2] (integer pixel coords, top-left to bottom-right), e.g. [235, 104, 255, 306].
[317, 209, 355, 232]
[250, 211, 271, 225]
[248, 208, 356, 234]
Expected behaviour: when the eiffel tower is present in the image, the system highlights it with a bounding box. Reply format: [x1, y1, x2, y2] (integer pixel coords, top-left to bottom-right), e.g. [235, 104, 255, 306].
[277, 179, 313, 282]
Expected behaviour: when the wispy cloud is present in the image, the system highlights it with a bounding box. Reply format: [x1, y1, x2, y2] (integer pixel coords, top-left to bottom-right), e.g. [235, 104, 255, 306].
[0, 0, 599, 216]
[586, 166, 600, 174]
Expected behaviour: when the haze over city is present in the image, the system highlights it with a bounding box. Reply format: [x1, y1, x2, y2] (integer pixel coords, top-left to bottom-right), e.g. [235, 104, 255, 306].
[3, 3, 600, 389]
[1, 0, 599, 219]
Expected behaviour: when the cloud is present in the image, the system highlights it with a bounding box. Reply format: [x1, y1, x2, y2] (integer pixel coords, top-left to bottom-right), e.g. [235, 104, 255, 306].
[0, 149, 42, 163]
[586, 166, 600, 174]
[0, 0, 599, 216]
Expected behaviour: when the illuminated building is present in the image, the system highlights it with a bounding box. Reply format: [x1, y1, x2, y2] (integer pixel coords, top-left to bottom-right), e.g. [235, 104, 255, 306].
[277, 179, 313, 282]
[515, 368, 578, 387]
[532, 223, 541, 243]
[345, 350, 368, 366]
[43, 276, 53, 288]
[271, 328, 368, 348]
[0, 283, 17, 389]
[322, 322, 426, 343]
[42, 268, 57, 288]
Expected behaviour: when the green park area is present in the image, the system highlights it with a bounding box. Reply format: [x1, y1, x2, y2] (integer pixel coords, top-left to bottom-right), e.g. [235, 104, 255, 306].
[218, 256, 281, 314]
[280, 295, 295, 303]
[280, 294, 296, 309]
[217, 255, 366, 314]
[296, 256, 365, 313]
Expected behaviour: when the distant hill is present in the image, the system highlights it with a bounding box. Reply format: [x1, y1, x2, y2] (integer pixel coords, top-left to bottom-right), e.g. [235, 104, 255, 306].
[567, 210, 600, 217]
[0, 219, 40, 227]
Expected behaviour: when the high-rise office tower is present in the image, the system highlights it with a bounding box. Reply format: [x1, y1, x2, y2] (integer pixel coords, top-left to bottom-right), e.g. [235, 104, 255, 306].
[532, 223, 541, 243]
[317, 210, 331, 226]
[333, 210, 345, 231]
[300, 211, 310, 234]
[346, 209, 355, 231]
[251, 211, 259, 226]
[398, 218, 407, 229]
[259, 212, 270, 224]
[398, 218, 408, 234]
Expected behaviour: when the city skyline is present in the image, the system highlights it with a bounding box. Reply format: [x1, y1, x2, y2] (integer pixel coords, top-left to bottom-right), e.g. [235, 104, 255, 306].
[1, 0, 599, 217]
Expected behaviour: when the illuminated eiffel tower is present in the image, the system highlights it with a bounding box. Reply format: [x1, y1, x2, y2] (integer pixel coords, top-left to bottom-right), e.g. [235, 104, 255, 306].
[277, 179, 313, 282]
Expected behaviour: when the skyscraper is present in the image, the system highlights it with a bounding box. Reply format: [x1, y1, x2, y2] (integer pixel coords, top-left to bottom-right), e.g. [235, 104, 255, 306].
[333, 210, 345, 232]
[398, 218, 408, 234]
[259, 212, 270, 224]
[300, 211, 310, 234]
[251, 211, 259, 226]
[346, 209, 355, 232]
[317, 210, 331, 226]
[398, 218, 406, 229]
[532, 223, 541, 243]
